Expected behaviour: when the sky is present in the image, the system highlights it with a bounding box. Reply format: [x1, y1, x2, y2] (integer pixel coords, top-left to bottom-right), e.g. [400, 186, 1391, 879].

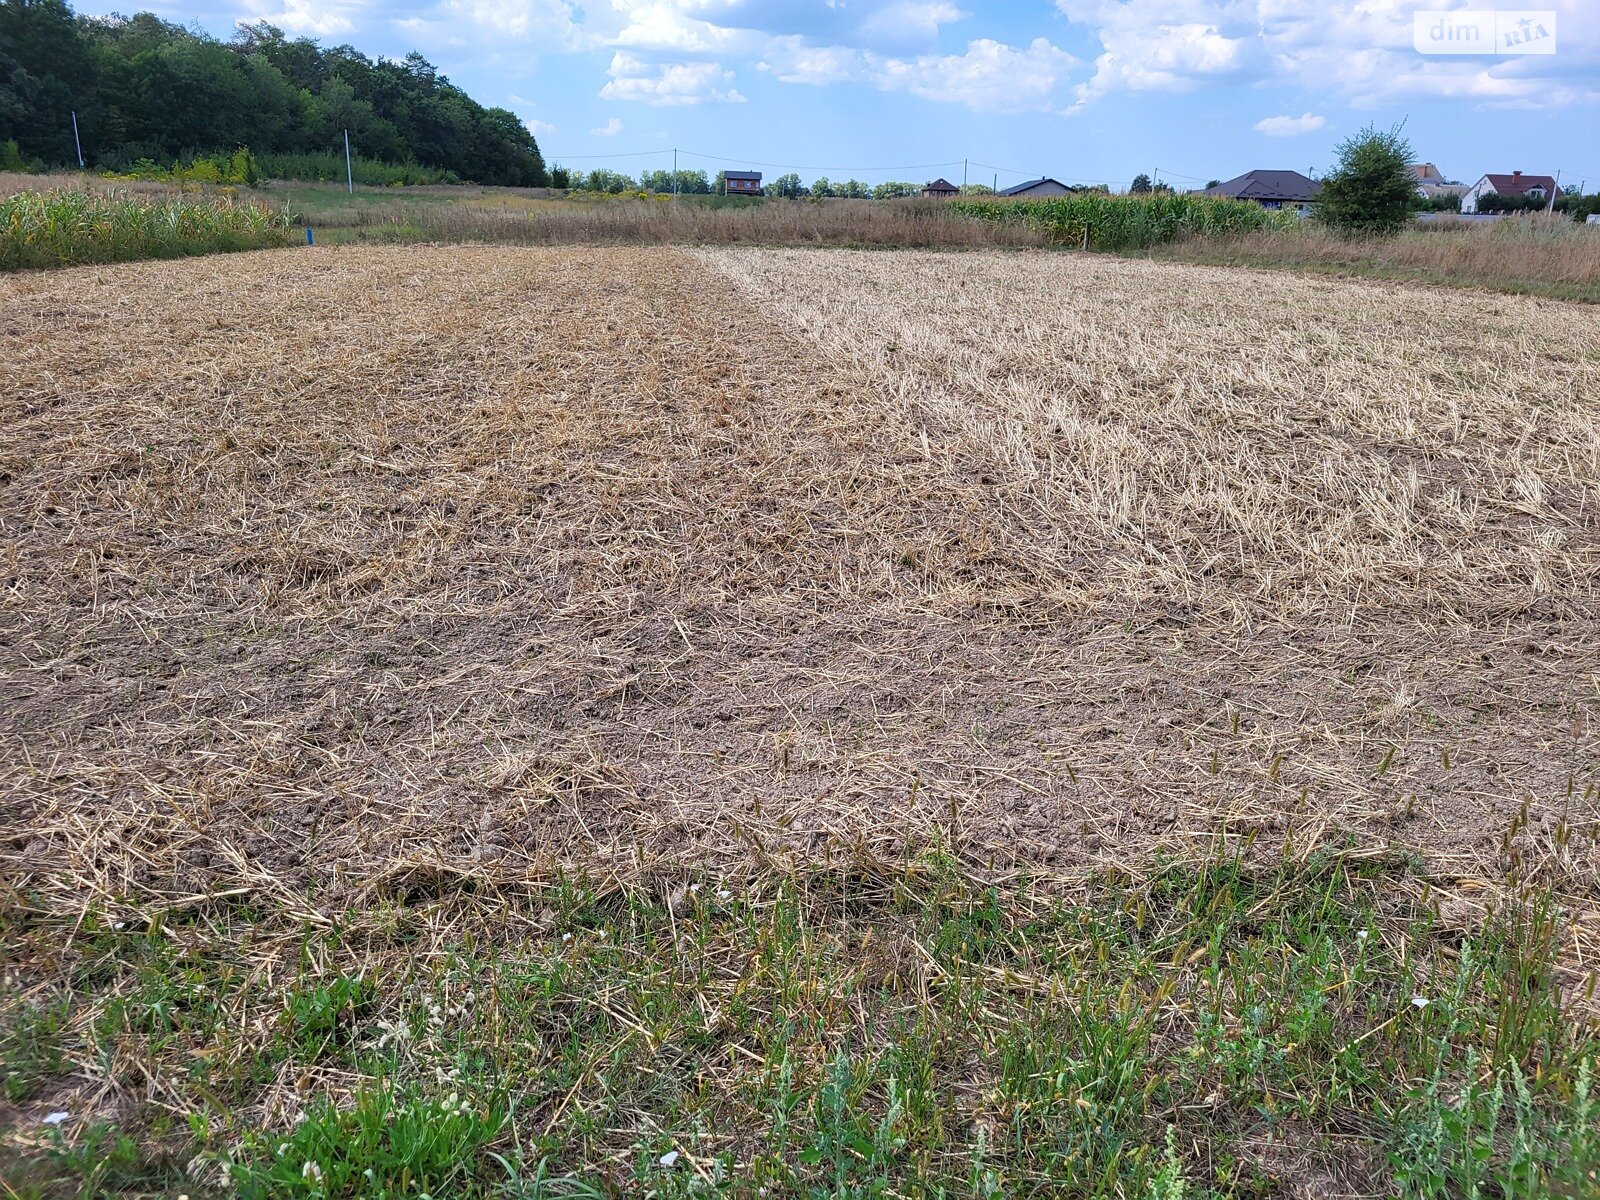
[79, 0, 1600, 190]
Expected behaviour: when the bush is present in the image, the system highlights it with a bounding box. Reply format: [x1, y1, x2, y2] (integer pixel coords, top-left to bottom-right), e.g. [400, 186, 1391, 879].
[255, 153, 457, 186]
[1316, 123, 1421, 236]
[103, 148, 264, 187]
[0, 139, 28, 173]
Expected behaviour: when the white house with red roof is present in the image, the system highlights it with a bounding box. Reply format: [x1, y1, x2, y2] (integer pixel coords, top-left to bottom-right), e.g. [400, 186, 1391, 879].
[1460, 170, 1559, 213]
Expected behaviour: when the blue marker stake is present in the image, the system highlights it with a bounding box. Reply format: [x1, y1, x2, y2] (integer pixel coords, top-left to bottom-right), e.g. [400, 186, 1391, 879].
[306, 228, 315, 245]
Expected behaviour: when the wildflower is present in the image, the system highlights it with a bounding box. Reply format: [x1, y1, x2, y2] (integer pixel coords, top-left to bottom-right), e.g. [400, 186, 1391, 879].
[1355, 929, 1369, 941]
[659, 1150, 680, 1167]
[1411, 996, 1429, 1008]
[301, 1161, 324, 1183]
[561, 932, 572, 943]
[716, 888, 731, 900]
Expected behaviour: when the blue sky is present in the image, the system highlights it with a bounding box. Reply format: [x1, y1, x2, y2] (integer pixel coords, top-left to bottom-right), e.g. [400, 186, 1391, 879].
[81, 0, 1600, 190]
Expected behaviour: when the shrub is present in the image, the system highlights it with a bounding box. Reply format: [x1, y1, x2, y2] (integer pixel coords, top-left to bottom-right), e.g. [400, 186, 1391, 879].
[255, 153, 457, 186]
[1316, 123, 1421, 237]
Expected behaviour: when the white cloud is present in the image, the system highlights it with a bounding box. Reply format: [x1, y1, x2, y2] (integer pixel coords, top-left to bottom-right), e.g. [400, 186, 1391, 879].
[506, 96, 559, 135]
[243, 0, 364, 36]
[600, 52, 748, 105]
[439, 0, 581, 42]
[767, 36, 1078, 113]
[608, 0, 756, 53]
[879, 38, 1078, 112]
[1254, 111, 1325, 136]
[1054, 0, 1600, 109]
[589, 116, 625, 135]
[858, 1, 968, 41]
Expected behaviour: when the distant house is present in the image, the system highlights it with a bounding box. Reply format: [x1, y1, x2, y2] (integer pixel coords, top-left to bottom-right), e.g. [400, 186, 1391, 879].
[922, 177, 959, 199]
[1409, 162, 1469, 203]
[1203, 170, 1321, 215]
[998, 178, 1073, 198]
[723, 170, 762, 196]
[1460, 170, 1557, 213]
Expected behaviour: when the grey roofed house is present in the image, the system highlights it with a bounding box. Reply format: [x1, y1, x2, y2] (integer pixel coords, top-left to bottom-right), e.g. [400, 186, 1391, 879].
[723, 170, 763, 194]
[998, 178, 1073, 197]
[1202, 169, 1322, 208]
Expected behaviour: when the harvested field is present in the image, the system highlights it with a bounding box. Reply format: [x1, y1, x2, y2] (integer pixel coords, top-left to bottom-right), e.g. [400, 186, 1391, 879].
[3, 244, 1599, 1194]
[5, 245, 1594, 894]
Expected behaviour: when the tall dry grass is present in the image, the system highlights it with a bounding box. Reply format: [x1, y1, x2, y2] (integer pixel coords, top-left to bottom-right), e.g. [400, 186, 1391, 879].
[329, 195, 1051, 248]
[1153, 214, 1600, 301]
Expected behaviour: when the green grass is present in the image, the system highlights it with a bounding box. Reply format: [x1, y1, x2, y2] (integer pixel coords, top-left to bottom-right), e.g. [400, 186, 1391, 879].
[0, 188, 293, 270]
[3, 851, 1596, 1198]
[950, 192, 1297, 251]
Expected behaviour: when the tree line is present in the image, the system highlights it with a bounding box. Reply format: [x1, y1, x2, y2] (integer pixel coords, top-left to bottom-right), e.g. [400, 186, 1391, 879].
[0, 0, 547, 185]
[563, 168, 1004, 199]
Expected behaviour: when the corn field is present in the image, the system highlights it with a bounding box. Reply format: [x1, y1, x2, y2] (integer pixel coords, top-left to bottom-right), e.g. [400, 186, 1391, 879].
[950, 191, 1296, 251]
[0, 188, 292, 270]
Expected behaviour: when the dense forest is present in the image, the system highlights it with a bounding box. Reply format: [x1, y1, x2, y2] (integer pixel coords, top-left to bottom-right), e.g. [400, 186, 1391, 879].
[0, 0, 547, 185]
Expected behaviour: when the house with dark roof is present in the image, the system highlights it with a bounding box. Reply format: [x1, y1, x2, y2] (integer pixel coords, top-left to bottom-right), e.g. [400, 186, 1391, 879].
[998, 178, 1073, 198]
[723, 170, 762, 196]
[1460, 170, 1558, 213]
[1202, 170, 1321, 214]
[922, 177, 959, 198]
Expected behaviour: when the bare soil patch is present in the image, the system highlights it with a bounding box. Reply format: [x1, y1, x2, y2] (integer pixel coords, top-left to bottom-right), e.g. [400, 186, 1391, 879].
[3, 245, 1597, 924]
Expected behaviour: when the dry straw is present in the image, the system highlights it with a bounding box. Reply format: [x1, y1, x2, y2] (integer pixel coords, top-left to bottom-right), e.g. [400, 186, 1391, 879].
[2, 242, 1597, 955]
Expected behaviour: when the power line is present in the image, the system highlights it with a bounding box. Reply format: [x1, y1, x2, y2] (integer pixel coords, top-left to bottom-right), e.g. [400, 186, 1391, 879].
[547, 146, 967, 175]
[678, 149, 965, 173]
[549, 149, 675, 160]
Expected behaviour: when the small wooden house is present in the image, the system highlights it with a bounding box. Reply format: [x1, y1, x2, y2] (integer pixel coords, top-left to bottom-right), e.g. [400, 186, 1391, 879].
[724, 170, 763, 195]
[922, 178, 959, 198]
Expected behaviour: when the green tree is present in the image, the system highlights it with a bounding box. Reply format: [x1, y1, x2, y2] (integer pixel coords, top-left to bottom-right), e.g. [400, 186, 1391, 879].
[870, 180, 919, 199]
[582, 167, 634, 193]
[1129, 173, 1152, 194]
[771, 171, 804, 198]
[0, 0, 94, 163]
[1315, 122, 1419, 236]
[809, 176, 833, 198]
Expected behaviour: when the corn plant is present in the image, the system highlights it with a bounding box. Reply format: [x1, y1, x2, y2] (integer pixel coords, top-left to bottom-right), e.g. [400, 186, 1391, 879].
[950, 191, 1296, 251]
[0, 188, 293, 270]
